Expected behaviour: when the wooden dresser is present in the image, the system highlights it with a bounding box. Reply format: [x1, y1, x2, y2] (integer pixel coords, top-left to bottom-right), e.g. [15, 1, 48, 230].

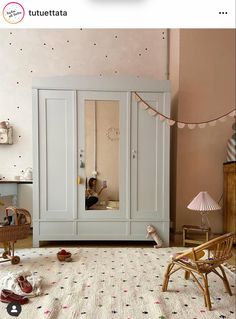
[223, 162, 236, 243]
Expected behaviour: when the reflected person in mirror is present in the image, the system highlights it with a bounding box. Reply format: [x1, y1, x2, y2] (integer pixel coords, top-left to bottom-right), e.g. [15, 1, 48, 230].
[85, 178, 107, 209]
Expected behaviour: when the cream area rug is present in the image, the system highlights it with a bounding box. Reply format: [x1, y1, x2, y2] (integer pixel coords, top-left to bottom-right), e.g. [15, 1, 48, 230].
[0, 247, 235, 319]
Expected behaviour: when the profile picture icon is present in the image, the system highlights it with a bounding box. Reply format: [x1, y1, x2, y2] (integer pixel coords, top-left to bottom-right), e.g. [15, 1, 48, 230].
[6, 302, 22, 317]
[3, 2, 25, 24]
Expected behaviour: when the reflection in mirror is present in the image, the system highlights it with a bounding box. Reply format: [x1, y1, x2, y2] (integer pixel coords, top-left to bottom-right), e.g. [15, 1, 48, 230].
[85, 100, 119, 210]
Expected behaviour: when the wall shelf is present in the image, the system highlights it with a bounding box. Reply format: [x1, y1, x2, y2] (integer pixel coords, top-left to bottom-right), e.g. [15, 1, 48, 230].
[0, 127, 13, 145]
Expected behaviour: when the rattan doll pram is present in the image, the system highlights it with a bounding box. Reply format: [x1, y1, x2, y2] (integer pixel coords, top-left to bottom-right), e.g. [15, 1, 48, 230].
[0, 206, 31, 265]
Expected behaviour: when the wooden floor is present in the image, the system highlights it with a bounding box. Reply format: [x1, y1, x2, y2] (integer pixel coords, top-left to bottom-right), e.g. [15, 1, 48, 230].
[1, 233, 235, 266]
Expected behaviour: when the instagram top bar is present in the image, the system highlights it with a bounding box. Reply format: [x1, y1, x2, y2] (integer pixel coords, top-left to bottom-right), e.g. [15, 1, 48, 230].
[0, 0, 235, 28]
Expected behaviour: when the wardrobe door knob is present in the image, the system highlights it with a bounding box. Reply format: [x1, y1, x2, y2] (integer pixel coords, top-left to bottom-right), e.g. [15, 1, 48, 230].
[132, 149, 136, 159]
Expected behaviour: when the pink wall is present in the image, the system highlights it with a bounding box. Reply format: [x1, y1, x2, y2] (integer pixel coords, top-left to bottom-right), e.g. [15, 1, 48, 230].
[171, 29, 235, 233]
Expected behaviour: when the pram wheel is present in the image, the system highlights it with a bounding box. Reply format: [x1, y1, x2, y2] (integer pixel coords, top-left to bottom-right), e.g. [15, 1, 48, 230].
[11, 256, 20, 264]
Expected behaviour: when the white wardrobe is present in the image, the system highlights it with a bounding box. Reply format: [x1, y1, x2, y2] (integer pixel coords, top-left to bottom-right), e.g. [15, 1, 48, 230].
[32, 76, 170, 247]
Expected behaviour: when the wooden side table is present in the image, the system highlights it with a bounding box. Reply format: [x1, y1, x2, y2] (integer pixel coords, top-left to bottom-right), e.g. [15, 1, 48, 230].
[0, 180, 33, 206]
[183, 225, 211, 246]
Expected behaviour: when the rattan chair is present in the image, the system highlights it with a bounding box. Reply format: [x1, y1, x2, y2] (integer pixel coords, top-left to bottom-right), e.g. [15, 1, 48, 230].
[162, 233, 234, 310]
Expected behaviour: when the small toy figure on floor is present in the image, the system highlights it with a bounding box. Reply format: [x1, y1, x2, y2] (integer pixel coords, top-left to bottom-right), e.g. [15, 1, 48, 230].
[146, 225, 163, 248]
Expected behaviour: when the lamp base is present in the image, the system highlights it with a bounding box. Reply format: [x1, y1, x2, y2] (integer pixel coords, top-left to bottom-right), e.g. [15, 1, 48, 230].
[200, 212, 210, 230]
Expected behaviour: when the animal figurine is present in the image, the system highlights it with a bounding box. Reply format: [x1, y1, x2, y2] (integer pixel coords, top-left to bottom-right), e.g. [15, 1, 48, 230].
[146, 225, 163, 248]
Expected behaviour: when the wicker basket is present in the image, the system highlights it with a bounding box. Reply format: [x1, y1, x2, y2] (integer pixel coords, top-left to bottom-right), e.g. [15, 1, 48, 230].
[0, 207, 31, 242]
[57, 252, 72, 261]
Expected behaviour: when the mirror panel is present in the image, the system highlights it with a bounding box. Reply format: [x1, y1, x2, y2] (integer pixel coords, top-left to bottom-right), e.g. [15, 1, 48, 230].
[85, 100, 119, 211]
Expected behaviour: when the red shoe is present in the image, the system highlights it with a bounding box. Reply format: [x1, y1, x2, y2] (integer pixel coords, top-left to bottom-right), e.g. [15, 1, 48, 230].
[16, 276, 33, 293]
[0, 289, 29, 304]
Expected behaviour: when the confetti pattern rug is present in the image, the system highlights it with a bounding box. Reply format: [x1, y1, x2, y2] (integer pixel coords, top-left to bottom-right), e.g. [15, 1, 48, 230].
[0, 247, 235, 319]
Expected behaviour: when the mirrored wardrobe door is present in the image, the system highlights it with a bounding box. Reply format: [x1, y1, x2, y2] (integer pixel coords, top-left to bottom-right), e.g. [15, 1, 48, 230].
[77, 91, 128, 219]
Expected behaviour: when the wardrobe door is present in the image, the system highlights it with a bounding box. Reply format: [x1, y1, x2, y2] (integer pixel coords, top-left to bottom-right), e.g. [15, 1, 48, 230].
[38, 90, 77, 220]
[131, 92, 170, 221]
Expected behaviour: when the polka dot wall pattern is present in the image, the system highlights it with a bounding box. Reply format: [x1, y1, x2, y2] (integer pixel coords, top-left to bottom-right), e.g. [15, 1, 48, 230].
[0, 29, 167, 180]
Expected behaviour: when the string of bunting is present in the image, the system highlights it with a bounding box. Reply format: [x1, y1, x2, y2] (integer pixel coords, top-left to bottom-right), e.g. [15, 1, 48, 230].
[133, 92, 236, 129]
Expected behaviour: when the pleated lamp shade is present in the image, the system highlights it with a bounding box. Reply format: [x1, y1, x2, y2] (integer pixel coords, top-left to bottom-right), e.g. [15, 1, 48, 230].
[187, 191, 221, 211]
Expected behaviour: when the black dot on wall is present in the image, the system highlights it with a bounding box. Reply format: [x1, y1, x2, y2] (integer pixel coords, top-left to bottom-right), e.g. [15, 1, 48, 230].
[19, 156, 21, 158]
[115, 35, 118, 39]
[16, 82, 19, 84]
[43, 43, 46, 46]
[17, 106, 20, 109]
[139, 53, 142, 56]
[13, 165, 16, 167]
[9, 43, 12, 45]
[20, 48, 23, 51]
[18, 135, 21, 138]
[99, 74, 102, 77]
[68, 66, 71, 69]
[115, 71, 118, 74]
[51, 48, 54, 50]
[105, 55, 108, 58]
[80, 28, 83, 31]
[67, 40, 70, 43]
[93, 43, 96, 46]
[7, 119, 10, 121]
[10, 32, 12, 35]
[30, 70, 33, 73]
[162, 37, 165, 40]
